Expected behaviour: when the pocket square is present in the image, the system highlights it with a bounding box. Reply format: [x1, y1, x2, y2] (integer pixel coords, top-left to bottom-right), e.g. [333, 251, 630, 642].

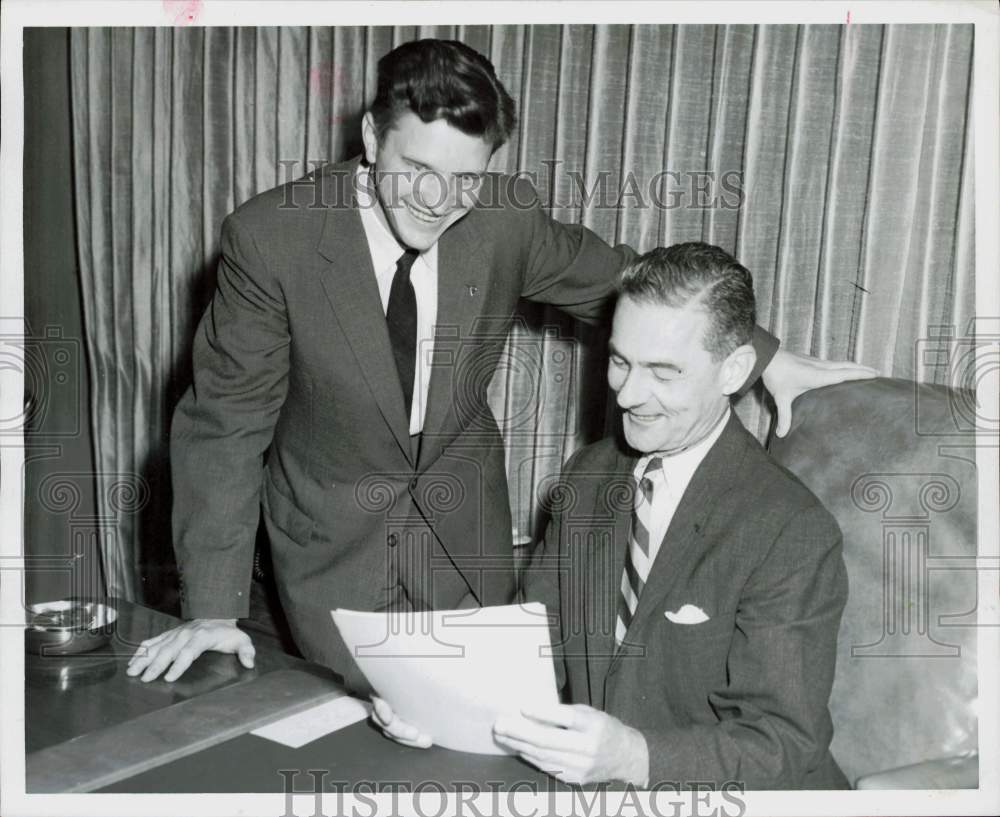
[664, 604, 710, 624]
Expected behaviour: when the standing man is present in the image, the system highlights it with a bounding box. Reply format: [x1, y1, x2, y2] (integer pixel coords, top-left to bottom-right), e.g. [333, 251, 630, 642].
[128, 40, 872, 688]
[495, 244, 849, 790]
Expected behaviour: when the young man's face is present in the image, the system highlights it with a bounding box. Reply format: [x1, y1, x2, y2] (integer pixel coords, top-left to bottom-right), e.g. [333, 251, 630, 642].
[362, 110, 493, 252]
[608, 295, 740, 455]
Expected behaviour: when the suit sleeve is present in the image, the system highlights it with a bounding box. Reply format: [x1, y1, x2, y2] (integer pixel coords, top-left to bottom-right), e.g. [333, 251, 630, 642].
[519, 445, 595, 697]
[170, 212, 291, 619]
[513, 178, 779, 392]
[521, 506, 568, 696]
[636, 502, 848, 789]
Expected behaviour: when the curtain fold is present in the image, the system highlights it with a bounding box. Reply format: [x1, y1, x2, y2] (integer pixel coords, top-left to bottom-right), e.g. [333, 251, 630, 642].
[69, 24, 975, 605]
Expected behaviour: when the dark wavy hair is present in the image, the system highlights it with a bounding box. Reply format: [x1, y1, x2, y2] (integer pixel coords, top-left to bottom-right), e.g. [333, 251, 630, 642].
[618, 243, 756, 360]
[368, 39, 517, 151]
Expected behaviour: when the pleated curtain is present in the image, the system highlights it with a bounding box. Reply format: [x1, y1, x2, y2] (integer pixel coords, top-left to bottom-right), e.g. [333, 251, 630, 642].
[69, 24, 975, 605]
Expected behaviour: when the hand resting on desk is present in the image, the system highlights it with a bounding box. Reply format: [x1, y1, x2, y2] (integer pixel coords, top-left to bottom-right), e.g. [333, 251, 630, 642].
[126, 618, 255, 682]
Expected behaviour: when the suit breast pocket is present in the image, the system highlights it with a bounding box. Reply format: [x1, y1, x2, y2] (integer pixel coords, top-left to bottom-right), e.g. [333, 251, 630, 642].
[262, 472, 316, 546]
[657, 612, 735, 710]
[661, 611, 736, 648]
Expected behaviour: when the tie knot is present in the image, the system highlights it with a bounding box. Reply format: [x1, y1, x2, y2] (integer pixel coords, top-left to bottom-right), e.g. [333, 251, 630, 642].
[397, 248, 419, 274]
[643, 457, 662, 479]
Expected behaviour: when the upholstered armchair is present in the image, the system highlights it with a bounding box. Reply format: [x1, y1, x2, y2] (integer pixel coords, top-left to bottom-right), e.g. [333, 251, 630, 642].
[769, 378, 980, 789]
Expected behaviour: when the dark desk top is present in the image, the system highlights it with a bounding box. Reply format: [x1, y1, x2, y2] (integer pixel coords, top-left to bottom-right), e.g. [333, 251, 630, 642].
[26, 599, 341, 792]
[100, 719, 554, 794]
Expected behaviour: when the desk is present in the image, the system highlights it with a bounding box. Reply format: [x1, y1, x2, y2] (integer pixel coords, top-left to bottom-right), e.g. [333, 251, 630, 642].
[26, 600, 552, 793]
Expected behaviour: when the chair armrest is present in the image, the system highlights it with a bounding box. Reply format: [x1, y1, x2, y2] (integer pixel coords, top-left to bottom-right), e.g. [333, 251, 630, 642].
[855, 752, 978, 789]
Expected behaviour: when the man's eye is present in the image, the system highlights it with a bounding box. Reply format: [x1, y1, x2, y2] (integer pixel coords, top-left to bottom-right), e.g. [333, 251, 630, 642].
[651, 368, 678, 382]
[610, 356, 627, 369]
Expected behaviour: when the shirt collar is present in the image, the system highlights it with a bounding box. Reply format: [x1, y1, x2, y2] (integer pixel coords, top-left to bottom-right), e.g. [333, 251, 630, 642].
[634, 407, 731, 493]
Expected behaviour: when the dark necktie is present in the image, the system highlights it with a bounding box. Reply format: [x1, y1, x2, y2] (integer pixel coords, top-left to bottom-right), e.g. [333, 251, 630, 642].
[386, 248, 420, 420]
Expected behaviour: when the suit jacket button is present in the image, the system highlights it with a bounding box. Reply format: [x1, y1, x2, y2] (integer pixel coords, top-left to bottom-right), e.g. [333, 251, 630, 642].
[387, 533, 398, 548]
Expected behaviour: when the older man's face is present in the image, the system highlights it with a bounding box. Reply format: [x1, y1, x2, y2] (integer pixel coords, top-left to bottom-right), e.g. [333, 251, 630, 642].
[608, 295, 731, 455]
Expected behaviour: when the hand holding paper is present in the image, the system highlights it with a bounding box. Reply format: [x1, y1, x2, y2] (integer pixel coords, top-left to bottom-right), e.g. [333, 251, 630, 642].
[331, 603, 558, 755]
[371, 696, 431, 748]
[493, 703, 650, 786]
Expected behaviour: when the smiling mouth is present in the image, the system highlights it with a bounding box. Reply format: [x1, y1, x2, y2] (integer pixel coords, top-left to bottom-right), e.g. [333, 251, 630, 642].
[627, 412, 663, 425]
[403, 199, 445, 225]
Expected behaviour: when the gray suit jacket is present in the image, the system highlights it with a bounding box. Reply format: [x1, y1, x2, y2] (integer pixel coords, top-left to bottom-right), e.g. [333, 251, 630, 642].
[525, 414, 850, 790]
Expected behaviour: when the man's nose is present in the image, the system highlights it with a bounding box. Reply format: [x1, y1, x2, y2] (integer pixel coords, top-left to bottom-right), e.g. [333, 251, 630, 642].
[412, 170, 450, 214]
[615, 368, 646, 409]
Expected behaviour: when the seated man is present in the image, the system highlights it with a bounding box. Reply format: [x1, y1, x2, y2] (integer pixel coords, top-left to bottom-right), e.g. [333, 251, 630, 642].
[495, 243, 850, 790]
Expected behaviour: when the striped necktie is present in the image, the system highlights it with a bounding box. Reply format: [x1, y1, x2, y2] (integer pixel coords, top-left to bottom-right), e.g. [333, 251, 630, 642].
[615, 457, 663, 646]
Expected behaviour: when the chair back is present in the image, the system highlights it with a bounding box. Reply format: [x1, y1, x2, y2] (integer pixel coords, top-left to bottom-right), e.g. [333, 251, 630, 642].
[769, 378, 979, 786]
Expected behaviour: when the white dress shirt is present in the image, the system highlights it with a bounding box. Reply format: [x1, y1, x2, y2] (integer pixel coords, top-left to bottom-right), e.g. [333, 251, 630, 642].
[356, 163, 438, 434]
[634, 408, 731, 566]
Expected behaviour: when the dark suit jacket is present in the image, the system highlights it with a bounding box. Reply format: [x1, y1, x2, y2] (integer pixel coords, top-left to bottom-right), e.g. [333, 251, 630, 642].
[170, 156, 778, 678]
[525, 414, 850, 790]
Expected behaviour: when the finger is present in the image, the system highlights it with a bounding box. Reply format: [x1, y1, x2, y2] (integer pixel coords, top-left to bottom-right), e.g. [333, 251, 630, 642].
[521, 704, 577, 730]
[774, 397, 791, 438]
[370, 698, 426, 745]
[237, 642, 255, 668]
[494, 732, 547, 756]
[823, 361, 877, 373]
[835, 365, 879, 380]
[371, 696, 393, 726]
[139, 651, 175, 682]
[380, 728, 431, 749]
[131, 631, 168, 655]
[495, 716, 581, 753]
[140, 631, 191, 682]
[383, 717, 422, 743]
[127, 636, 172, 675]
[128, 631, 171, 664]
[126, 653, 153, 675]
[162, 643, 201, 683]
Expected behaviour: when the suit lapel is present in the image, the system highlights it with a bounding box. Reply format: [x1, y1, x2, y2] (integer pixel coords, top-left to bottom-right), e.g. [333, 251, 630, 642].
[416, 210, 489, 471]
[585, 439, 637, 708]
[315, 159, 412, 462]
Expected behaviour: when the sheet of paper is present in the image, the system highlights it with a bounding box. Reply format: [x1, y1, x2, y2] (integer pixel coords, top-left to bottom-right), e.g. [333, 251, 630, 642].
[331, 603, 558, 755]
[251, 694, 371, 748]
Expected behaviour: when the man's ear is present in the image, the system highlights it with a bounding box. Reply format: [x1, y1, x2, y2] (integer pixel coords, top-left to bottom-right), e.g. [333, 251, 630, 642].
[719, 344, 757, 396]
[361, 112, 379, 165]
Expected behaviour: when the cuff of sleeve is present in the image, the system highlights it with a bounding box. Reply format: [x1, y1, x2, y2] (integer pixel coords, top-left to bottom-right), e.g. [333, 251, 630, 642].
[636, 725, 675, 788]
[179, 577, 252, 620]
[736, 324, 780, 398]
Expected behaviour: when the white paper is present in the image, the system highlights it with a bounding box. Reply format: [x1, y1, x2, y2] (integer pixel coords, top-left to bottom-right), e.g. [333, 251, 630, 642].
[331, 603, 558, 755]
[251, 694, 371, 748]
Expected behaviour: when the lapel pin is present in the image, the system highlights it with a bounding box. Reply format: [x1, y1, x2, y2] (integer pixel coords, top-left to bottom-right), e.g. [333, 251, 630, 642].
[467, 285, 479, 297]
